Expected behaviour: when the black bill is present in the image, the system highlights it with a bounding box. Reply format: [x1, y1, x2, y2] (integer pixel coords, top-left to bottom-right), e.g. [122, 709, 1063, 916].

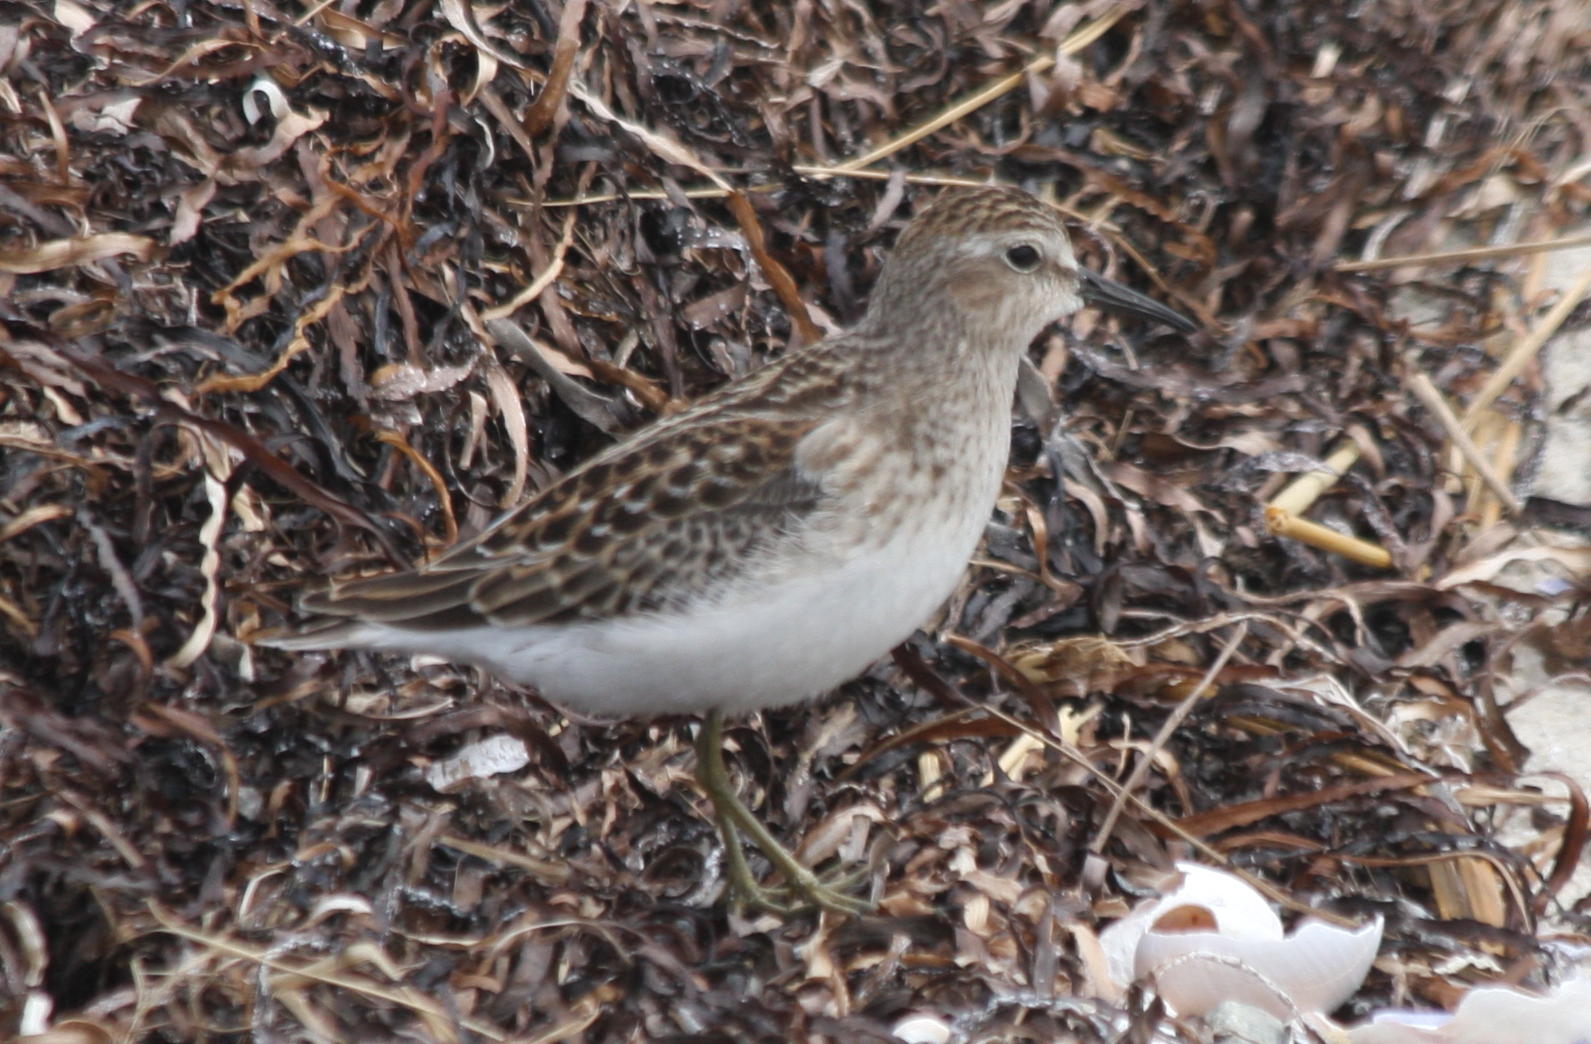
[1079, 268, 1196, 332]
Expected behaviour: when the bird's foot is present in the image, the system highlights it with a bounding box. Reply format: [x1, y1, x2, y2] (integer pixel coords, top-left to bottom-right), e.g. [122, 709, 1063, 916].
[718, 825, 874, 917]
[697, 709, 875, 918]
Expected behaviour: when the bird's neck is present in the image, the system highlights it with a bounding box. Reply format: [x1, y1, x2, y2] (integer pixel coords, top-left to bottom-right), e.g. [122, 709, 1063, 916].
[842, 315, 1029, 411]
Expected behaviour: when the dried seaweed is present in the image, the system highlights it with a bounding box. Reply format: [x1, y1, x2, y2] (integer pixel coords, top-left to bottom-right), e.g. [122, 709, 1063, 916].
[2, 0, 1589, 1039]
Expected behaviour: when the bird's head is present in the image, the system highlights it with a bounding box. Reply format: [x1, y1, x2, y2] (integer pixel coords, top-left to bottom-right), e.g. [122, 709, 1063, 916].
[866, 185, 1192, 348]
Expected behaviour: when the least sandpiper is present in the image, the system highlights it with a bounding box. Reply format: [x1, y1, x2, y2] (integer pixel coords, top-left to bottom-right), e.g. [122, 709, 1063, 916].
[266, 185, 1192, 914]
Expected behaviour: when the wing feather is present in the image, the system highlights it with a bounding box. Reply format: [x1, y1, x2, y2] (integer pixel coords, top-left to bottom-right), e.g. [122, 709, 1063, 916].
[298, 414, 832, 630]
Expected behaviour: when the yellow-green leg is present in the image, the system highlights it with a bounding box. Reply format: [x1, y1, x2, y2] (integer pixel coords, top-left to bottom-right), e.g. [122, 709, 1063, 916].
[695, 709, 873, 916]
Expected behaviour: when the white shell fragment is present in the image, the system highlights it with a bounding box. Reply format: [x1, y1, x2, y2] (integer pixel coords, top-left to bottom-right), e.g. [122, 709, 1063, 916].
[424, 734, 531, 792]
[1347, 972, 1591, 1044]
[891, 1013, 954, 1043]
[1098, 861, 1383, 1020]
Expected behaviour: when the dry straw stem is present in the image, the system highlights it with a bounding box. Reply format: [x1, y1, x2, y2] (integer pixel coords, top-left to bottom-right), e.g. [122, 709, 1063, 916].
[1090, 624, 1248, 855]
[1262, 441, 1393, 568]
[542, 7, 1130, 207]
[1333, 230, 1591, 273]
[150, 902, 512, 1042]
[1406, 371, 1524, 514]
[1465, 279, 1528, 524]
[543, 168, 1028, 207]
[1264, 507, 1394, 569]
[917, 747, 945, 802]
[1471, 415, 1521, 527]
[1462, 260, 1591, 425]
[1267, 441, 1362, 517]
[1334, 230, 1591, 524]
[831, 6, 1129, 172]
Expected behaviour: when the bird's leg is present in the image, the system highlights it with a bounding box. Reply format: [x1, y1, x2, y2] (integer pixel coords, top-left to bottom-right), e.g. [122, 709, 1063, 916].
[708, 807, 877, 917]
[694, 709, 873, 917]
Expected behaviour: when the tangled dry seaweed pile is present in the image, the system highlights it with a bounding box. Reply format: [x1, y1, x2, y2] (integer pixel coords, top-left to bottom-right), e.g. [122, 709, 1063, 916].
[3, 0, 1590, 1039]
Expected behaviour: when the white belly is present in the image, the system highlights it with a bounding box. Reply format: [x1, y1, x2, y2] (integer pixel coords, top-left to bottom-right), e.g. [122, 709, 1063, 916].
[372, 512, 979, 716]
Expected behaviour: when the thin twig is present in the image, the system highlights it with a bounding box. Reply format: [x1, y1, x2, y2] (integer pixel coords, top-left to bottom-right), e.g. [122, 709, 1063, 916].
[1462, 263, 1591, 425]
[149, 902, 509, 1041]
[1406, 371, 1523, 514]
[1266, 508, 1394, 568]
[1334, 230, 1591, 273]
[1090, 624, 1248, 855]
[1267, 441, 1361, 517]
[538, 169, 1002, 208]
[537, 6, 1133, 207]
[831, 7, 1128, 172]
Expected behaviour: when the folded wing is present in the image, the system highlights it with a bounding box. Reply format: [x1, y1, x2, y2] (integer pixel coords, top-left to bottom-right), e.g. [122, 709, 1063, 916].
[293, 414, 830, 634]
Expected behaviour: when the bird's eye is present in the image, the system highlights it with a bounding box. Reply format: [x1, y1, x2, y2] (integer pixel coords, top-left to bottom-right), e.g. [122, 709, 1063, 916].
[1004, 244, 1042, 272]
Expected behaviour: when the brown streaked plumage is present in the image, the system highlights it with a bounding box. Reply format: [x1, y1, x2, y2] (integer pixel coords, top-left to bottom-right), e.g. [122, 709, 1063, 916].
[265, 184, 1192, 915]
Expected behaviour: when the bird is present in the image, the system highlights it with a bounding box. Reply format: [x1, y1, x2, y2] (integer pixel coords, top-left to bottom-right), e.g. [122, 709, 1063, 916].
[263, 184, 1193, 915]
